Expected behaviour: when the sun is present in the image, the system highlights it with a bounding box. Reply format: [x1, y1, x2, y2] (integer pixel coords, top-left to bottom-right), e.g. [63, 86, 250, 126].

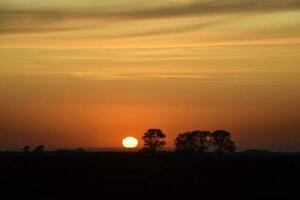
[122, 136, 138, 148]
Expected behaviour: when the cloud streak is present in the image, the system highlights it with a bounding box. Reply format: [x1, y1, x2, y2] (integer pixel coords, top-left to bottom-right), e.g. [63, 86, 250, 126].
[115, 0, 300, 19]
[1, 0, 300, 34]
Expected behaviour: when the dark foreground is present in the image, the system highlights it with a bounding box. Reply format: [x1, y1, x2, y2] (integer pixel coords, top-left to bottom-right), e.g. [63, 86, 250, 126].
[0, 152, 299, 200]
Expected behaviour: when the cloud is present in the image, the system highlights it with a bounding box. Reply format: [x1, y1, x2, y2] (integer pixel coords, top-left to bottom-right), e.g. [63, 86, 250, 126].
[0, 10, 110, 34]
[116, 20, 228, 38]
[115, 0, 300, 19]
[1, 0, 300, 34]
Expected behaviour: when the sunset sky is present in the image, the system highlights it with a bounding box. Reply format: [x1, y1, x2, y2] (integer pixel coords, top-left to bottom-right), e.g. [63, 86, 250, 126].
[1, 0, 300, 151]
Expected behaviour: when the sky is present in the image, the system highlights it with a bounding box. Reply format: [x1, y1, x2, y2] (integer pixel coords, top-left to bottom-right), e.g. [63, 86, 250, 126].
[0, 0, 300, 151]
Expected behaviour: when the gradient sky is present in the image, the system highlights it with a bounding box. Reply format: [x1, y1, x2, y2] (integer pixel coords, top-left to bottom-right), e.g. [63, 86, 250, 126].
[1, 0, 300, 151]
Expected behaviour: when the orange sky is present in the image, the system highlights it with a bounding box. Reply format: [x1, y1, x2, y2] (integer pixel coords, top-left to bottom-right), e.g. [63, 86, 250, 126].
[1, 0, 300, 151]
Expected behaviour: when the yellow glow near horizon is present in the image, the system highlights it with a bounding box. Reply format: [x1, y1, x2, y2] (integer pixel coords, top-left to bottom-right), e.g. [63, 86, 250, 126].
[122, 137, 138, 148]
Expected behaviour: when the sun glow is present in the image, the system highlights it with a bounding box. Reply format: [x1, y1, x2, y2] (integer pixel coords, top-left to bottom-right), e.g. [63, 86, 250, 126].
[122, 136, 138, 148]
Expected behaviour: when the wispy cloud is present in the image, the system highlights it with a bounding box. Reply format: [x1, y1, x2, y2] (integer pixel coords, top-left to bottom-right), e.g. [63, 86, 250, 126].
[1, 0, 300, 34]
[113, 0, 300, 19]
[3, 67, 297, 86]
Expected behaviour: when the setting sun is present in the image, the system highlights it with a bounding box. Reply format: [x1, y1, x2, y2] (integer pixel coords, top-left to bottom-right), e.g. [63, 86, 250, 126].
[122, 137, 138, 148]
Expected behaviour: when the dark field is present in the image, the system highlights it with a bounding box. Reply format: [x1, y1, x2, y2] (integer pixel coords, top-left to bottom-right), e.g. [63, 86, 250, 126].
[1, 152, 299, 200]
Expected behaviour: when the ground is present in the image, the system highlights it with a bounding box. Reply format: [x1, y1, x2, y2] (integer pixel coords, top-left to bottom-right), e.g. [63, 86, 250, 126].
[0, 152, 299, 200]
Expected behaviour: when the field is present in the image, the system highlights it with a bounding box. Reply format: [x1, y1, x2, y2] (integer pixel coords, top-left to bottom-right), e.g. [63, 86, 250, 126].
[0, 152, 299, 200]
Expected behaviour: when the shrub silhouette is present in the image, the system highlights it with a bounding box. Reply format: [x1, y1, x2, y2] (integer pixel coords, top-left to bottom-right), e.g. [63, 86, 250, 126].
[33, 145, 45, 153]
[22, 146, 30, 152]
[175, 130, 210, 153]
[141, 129, 166, 154]
[210, 130, 236, 154]
[74, 148, 85, 152]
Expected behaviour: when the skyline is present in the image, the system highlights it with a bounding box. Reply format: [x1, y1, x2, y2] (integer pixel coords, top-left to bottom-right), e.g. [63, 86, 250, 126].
[1, 0, 300, 151]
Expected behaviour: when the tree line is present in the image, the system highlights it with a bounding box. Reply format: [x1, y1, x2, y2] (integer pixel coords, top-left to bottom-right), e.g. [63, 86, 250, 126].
[20, 128, 236, 154]
[141, 129, 236, 154]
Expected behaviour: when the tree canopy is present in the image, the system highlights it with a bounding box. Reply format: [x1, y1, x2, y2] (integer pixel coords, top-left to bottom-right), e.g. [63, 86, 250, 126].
[174, 130, 236, 154]
[210, 130, 236, 154]
[141, 129, 166, 154]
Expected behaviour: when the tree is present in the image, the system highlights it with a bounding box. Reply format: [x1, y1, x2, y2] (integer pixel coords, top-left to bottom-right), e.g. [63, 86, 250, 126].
[22, 146, 30, 152]
[193, 130, 210, 154]
[210, 130, 236, 154]
[33, 145, 45, 153]
[175, 130, 210, 153]
[175, 132, 195, 152]
[225, 140, 237, 153]
[141, 129, 166, 154]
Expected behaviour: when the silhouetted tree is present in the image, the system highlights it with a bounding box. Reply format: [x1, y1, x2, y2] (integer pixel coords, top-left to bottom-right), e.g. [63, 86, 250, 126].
[210, 130, 236, 154]
[33, 145, 45, 153]
[175, 130, 210, 153]
[193, 130, 211, 153]
[225, 140, 236, 153]
[22, 146, 30, 152]
[175, 132, 196, 152]
[142, 129, 166, 154]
